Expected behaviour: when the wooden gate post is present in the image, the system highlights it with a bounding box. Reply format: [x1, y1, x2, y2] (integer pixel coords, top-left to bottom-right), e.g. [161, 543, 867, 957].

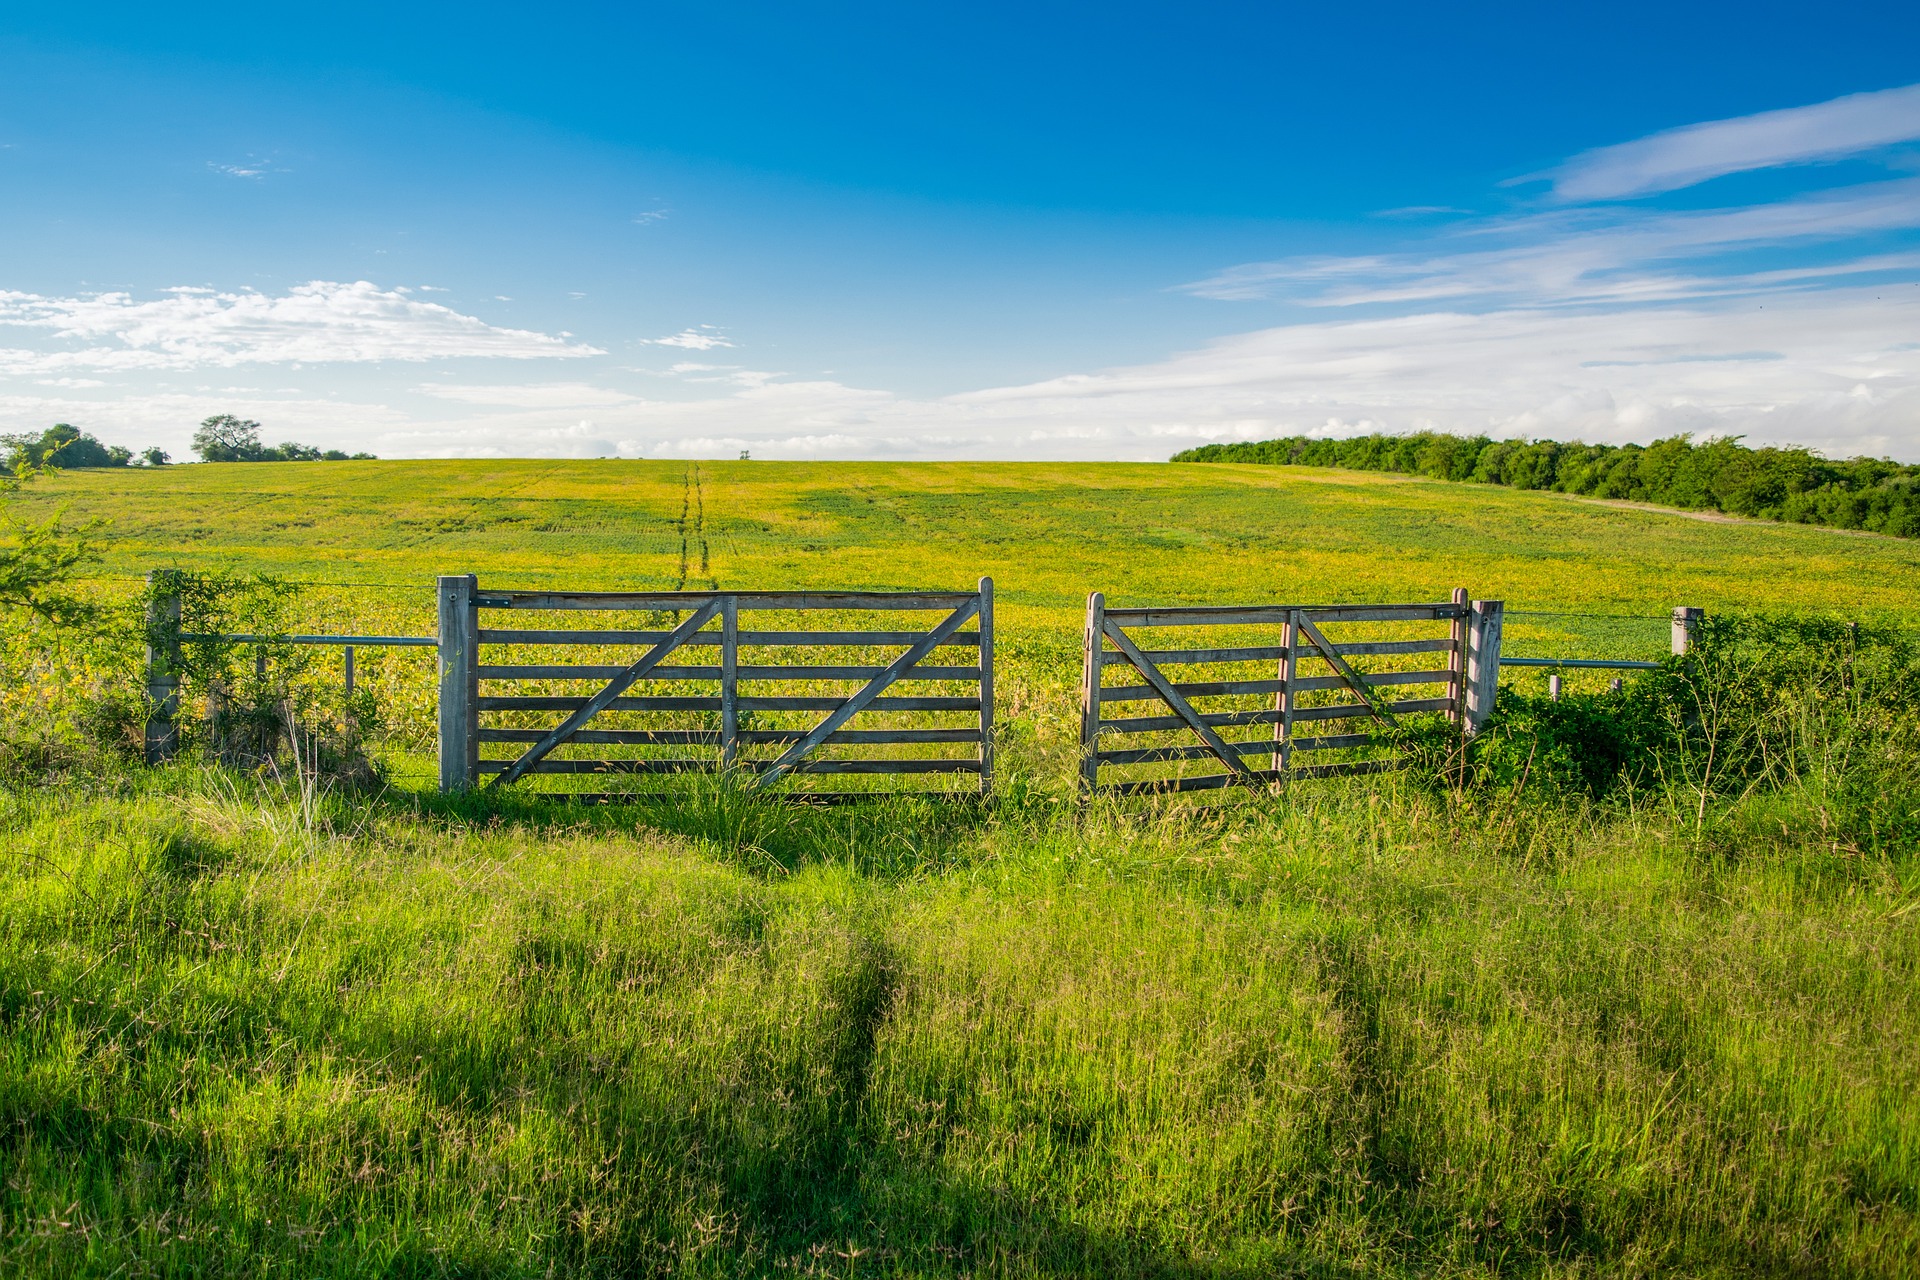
[437, 574, 478, 792]
[1447, 587, 1469, 723]
[720, 594, 739, 771]
[977, 577, 994, 797]
[1463, 599, 1504, 737]
[1077, 592, 1105, 801]
[143, 569, 182, 765]
[1672, 606, 1703, 656]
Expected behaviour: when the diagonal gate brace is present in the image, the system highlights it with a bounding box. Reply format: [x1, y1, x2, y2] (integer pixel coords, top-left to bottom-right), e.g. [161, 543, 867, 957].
[489, 599, 722, 789]
[1295, 616, 1398, 729]
[756, 596, 979, 788]
[1102, 618, 1259, 778]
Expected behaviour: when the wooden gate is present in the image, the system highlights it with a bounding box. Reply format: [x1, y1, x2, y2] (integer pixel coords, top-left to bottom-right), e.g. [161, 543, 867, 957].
[1079, 590, 1501, 798]
[437, 577, 993, 799]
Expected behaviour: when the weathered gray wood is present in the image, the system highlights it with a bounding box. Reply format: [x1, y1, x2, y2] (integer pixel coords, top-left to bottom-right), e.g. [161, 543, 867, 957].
[1101, 707, 1285, 734]
[488, 600, 721, 789]
[343, 644, 355, 696]
[478, 695, 724, 712]
[479, 726, 983, 746]
[1274, 611, 1295, 775]
[437, 574, 478, 792]
[481, 728, 722, 745]
[1464, 599, 1504, 737]
[1291, 669, 1453, 691]
[476, 590, 974, 612]
[978, 576, 994, 796]
[478, 664, 721, 680]
[1079, 593, 1105, 800]
[720, 596, 739, 769]
[482, 758, 980, 776]
[477, 628, 979, 646]
[756, 597, 981, 788]
[1292, 696, 1454, 722]
[1098, 739, 1287, 765]
[143, 570, 182, 765]
[740, 727, 983, 745]
[1100, 619, 1258, 779]
[1099, 677, 1288, 702]
[738, 695, 981, 712]
[1672, 606, 1703, 655]
[1448, 587, 1469, 724]
[1295, 616, 1399, 728]
[1103, 603, 1464, 626]
[1103, 644, 1293, 666]
[474, 662, 981, 681]
[1098, 757, 1402, 796]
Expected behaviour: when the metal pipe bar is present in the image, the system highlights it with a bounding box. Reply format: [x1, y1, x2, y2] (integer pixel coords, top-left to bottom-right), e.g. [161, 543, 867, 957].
[179, 633, 438, 647]
[1499, 657, 1661, 670]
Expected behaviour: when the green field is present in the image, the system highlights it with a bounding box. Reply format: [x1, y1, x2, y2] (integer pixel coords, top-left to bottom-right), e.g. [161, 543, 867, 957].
[5, 460, 1919, 1276]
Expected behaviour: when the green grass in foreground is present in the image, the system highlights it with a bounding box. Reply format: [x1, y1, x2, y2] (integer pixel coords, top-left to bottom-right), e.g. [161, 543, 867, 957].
[4, 769, 1917, 1277]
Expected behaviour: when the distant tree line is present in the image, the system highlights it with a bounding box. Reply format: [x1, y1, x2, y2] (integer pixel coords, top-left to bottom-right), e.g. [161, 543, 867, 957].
[0, 416, 375, 471]
[1173, 432, 1920, 539]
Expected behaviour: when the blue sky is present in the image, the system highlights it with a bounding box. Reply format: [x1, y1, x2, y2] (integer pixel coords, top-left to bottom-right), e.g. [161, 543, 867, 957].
[3, 2, 1919, 461]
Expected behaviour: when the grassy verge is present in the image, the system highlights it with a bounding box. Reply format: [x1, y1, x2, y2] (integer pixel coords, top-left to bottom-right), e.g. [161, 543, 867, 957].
[4, 768, 1915, 1277]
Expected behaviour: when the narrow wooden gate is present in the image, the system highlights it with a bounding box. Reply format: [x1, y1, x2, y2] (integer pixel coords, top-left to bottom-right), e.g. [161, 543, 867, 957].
[1079, 591, 1500, 798]
[438, 577, 992, 798]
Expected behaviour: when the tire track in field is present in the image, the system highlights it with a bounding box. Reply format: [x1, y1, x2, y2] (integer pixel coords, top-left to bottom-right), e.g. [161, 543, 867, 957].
[673, 464, 716, 590]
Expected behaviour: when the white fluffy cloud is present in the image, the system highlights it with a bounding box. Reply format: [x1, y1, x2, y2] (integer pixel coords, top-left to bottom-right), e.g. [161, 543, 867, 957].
[644, 326, 734, 351]
[1547, 82, 1920, 201]
[0, 281, 602, 372]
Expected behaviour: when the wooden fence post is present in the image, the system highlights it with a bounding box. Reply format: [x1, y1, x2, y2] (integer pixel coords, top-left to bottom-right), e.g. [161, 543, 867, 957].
[437, 574, 477, 793]
[143, 570, 182, 765]
[1464, 599, 1504, 737]
[720, 594, 739, 771]
[977, 577, 994, 797]
[1672, 606, 1703, 656]
[1447, 586, 1469, 723]
[1078, 592, 1104, 802]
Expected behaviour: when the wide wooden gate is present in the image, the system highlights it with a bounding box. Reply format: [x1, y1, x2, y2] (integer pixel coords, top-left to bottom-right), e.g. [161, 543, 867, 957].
[1079, 590, 1501, 798]
[437, 577, 992, 798]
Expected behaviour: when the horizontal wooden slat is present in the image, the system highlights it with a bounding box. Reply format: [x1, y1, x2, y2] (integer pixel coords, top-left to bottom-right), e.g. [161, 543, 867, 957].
[481, 758, 982, 775]
[1094, 757, 1404, 795]
[737, 728, 981, 745]
[1330, 638, 1457, 657]
[1290, 696, 1455, 721]
[478, 694, 978, 714]
[737, 696, 980, 712]
[1098, 708, 1285, 734]
[476, 590, 974, 612]
[476, 663, 981, 682]
[1290, 669, 1453, 692]
[1100, 677, 1287, 702]
[1101, 644, 1290, 666]
[478, 726, 982, 746]
[478, 696, 721, 712]
[477, 629, 980, 646]
[479, 664, 720, 680]
[479, 728, 719, 745]
[549, 790, 983, 806]
[1103, 603, 1463, 626]
[1098, 740, 1277, 766]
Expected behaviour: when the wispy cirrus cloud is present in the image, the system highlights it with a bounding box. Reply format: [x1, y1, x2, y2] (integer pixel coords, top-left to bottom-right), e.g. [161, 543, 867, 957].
[1544, 81, 1920, 201]
[1183, 86, 1920, 313]
[644, 325, 734, 351]
[0, 280, 602, 372]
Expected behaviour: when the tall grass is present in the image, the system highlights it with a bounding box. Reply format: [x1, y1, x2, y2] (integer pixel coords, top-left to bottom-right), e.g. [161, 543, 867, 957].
[4, 756, 1916, 1275]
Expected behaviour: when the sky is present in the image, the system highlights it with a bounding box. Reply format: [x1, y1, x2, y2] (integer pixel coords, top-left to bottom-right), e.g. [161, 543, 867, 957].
[2, 1, 1919, 463]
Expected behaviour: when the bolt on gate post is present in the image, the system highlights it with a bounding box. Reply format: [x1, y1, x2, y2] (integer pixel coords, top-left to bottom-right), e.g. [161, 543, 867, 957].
[438, 574, 478, 792]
